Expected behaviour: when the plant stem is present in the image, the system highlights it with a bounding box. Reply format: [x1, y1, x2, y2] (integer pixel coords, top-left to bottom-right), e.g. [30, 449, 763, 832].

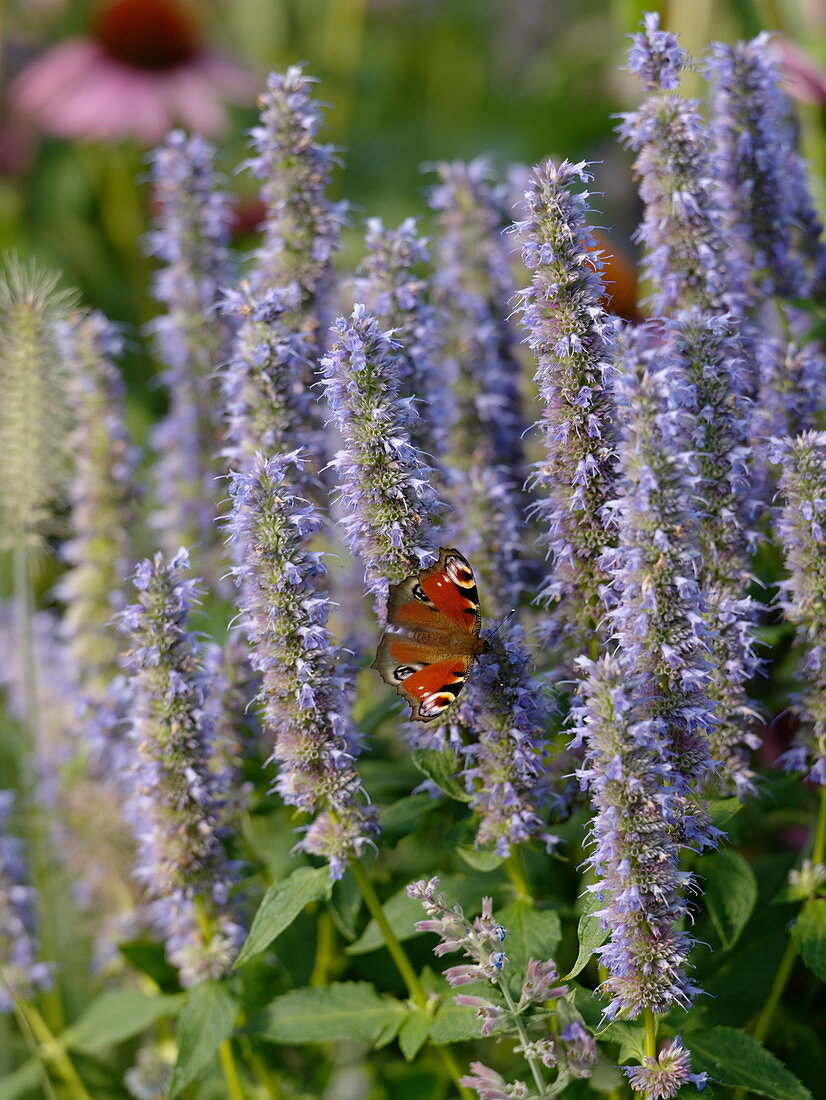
[13, 998, 92, 1100]
[643, 1008, 657, 1059]
[731, 937, 798, 1100]
[505, 850, 531, 903]
[347, 858, 474, 1100]
[193, 899, 247, 1100]
[498, 979, 547, 1096]
[310, 909, 336, 988]
[812, 783, 826, 867]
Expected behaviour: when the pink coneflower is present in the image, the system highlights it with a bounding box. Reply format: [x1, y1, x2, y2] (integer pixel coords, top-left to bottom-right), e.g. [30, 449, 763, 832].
[11, 0, 256, 144]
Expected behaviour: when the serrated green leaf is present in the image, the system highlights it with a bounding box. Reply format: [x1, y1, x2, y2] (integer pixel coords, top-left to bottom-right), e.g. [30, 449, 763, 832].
[411, 748, 471, 802]
[683, 1026, 812, 1100]
[235, 866, 332, 967]
[62, 989, 185, 1053]
[497, 902, 562, 977]
[700, 849, 758, 949]
[455, 845, 504, 872]
[398, 1008, 432, 1061]
[708, 797, 743, 829]
[168, 982, 239, 1098]
[565, 891, 609, 980]
[380, 793, 436, 838]
[347, 875, 487, 956]
[792, 899, 826, 981]
[0, 1059, 42, 1100]
[249, 982, 406, 1046]
[599, 1020, 647, 1064]
[428, 999, 486, 1043]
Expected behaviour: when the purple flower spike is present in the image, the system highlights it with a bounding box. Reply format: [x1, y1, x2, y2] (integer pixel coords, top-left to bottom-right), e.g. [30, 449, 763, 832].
[119, 551, 243, 984]
[320, 305, 444, 608]
[146, 130, 235, 568]
[625, 1036, 708, 1098]
[0, 790, 52, 1010]
[228, 450, 377, 877]
[618, 22, 743, 316]
[774, 432, 826, 785]
[512, 159, 618, 652]
[708, 34, 826, 302]
[356, 216, 448, 465]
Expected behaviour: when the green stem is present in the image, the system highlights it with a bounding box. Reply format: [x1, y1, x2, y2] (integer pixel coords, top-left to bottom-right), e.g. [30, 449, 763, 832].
[13, 999, 92, 1100]
[732, 938, 798, 1100]
[504, 850, 532, 903]
[193, 899, 247, 1100]
[498, 980, 547, 1096]
[310, 909, 336, 988]
[643, 1008, 657, 1059]
[812, 784, 826, 867]
[348, 858, 473, 1100]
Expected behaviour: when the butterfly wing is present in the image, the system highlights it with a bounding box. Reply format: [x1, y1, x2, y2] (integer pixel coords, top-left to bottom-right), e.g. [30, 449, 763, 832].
[373, 549, 484, 722]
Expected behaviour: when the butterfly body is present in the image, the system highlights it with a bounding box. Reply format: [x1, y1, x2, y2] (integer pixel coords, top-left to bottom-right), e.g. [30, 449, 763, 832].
[372, 548, 486, 722]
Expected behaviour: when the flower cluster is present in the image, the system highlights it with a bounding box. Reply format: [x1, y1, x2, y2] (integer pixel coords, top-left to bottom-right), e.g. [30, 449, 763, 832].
[773, 432, 826, 784]
[146, 130, 235, 567]
[512, 159, 617, 652]
[119, 550, 243, 984]
[624, 1037, 707, 1099]
[320, 305, 444, 606]
[0, 790, 51, 1010]
[228, 450, 377, 877]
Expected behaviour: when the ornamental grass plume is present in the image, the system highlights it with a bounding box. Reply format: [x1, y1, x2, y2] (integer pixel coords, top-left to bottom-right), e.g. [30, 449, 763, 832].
[355, 216, 448, 466]
[773, 432, 826, 785]
[618, 13, 743, 317]
[429, 158, 528, 480]
[0, 790, 52, 1011]
[320, 305, 444, 609]
[228, 450, 377, 879]
[147, 130, 235, 568]
[512, 159, 617, 654]
[707, 33, 825, 303]
[119, 551, 243, 985]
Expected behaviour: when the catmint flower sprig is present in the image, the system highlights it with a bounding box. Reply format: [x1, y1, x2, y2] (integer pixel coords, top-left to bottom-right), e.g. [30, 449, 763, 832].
[146, 130, 235, 563]
[512, 159, 617, 654]
[228, 450, 377, 878]
[355, 217, 448, 465]
[624, 1036, 707, 1099]
[773, 431, 826, 785]
[430, 158, 528, 478]
[119, 550, 243, 985]
[409, 877, 570, 1098]
[0, 790, 52, 1011]
[707, 33, 825, 303]
[618, 14, 742, 316]
[320, 305, 444, 609]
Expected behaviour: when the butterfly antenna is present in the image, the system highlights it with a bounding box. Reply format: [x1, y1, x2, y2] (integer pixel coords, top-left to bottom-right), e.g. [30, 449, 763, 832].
[487, 609, 516, 640]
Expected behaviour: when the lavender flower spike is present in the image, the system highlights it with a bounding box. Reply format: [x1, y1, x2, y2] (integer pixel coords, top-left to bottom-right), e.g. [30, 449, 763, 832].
[228, 450, 377, 878]
[774, 432, 826, 785]
[512, 159, 617, 651]
[618, 14, 741, 316]
[119, 551, 243, 985]
[0, 790, 52, 1010]
[356, 216, 448, 465]
[708, 33, 825, 303]
[625, 1036, 707, 1099]
[320, 305, 444, 607]
[430, 157, 528, 479]
[146, 130, 235, 566]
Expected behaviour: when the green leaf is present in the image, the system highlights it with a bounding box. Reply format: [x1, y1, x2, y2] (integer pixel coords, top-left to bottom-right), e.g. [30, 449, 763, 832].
[380, 793, 436, 839]
[235, 866, 332, 967]
[168, 982, 239, 1098]
[599, 1020, 647, 1064]
[62, 989, 185, 1053]
[249, 982, 406, 1046]
[428, 999, 485, 1043]
[118, 938, 180, 992]
[792, 898, 826, 981]
[700, 849, 758, 949]
[411, 748, 472, 802]
[497, 902, 562, 976]
[683, 1026, 813, 1100]
[0, 1059, 42, 1100]
[397, 1008, 432, 1061]
[708, 797, 743, 830]
[565, 891, 609, 980]
[455, 844, 504, 872]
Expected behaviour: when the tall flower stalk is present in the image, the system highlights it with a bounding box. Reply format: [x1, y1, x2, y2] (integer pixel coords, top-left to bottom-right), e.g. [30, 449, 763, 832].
[228, 450, 377, 879]
[320, 305, 444, 609]
[146, 130, 235, 570]
[774, 432, 826, 786]
[119, 551, 243, 985]
[512, 159, 617, 654]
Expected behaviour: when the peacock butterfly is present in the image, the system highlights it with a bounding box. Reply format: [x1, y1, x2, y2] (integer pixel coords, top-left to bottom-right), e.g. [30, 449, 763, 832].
[371, 547, 488, 722]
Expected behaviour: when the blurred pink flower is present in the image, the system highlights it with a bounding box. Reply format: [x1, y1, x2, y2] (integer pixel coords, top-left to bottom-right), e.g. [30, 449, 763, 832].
[772, 36, 826, 107]
[11, 0, 257, 145]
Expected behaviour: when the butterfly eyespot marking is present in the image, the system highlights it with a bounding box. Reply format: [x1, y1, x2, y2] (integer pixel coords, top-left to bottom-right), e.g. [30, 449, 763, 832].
[445, 556, 476, 588]
[393, 664, 421, 682]
[420, 690, 455, 718]
[413, 583, 429, 602]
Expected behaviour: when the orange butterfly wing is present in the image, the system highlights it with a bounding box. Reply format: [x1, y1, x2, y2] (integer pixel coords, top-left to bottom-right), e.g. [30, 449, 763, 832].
[372, 548, 484, 722]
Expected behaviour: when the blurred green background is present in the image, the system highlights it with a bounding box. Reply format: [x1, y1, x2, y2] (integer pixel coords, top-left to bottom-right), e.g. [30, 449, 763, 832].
[1, 0, 824, 428]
